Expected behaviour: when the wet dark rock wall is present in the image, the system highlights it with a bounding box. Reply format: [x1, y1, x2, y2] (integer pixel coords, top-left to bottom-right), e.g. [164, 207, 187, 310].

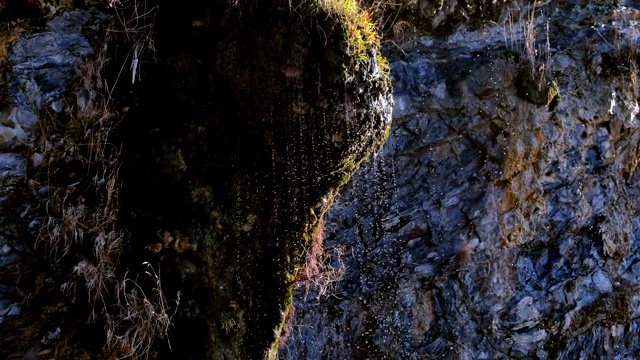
[120, 1, 391, 358]
[0, 1, 391, 359]
[281, 1, 640, 359]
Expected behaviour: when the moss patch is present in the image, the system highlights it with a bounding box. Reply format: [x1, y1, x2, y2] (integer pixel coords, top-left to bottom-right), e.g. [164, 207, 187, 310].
[316, 0, 379, 64]
[516, 67, 561, 108]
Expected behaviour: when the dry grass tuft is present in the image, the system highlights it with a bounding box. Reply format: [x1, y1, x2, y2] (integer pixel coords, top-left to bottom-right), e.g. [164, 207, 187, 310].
[35, 5, 175, 358]
[42, 201, 87, 259]
[297, 219, 346, 301]
[106, 0, 157, 88]
[504, 0, 551, 81]
[524, 0, 538, 77]
[106, 263, 177, 360]
[74, 230, 123, 313]
[40, 40, 125, 304]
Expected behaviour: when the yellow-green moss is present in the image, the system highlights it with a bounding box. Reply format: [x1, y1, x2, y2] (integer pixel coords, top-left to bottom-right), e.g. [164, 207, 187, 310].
[547, 80, 560, 106]
[383, 124, 391, 142]
[317, 0, 379, 62]
[516, 67, 561, 107]
[376, 50, 390, 76]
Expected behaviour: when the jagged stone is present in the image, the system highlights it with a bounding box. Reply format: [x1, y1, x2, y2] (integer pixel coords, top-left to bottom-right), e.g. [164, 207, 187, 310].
[280, 1, 640, 359]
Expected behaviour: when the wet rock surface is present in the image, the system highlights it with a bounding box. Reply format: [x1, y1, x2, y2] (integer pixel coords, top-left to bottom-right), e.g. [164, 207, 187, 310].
[0, 1, 391, 359]
[3, 0, 640, 359]
[120, 2, 391, 358]
[281, 2, 640, 359]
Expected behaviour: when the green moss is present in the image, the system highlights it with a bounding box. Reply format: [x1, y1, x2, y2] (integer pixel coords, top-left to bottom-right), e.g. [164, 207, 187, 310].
[376, 50, 390, 76]
[316, 0, 379, 63]
[516, 67, 561, 107]
[383, 125, 391, 142]
[547, 80, 561, 108]
[334, 154, 360, 188]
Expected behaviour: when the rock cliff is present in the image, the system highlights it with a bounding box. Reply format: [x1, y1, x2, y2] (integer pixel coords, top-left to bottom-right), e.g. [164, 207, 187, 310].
[280, 0, 640, 359]
[3, 0, 640, 359]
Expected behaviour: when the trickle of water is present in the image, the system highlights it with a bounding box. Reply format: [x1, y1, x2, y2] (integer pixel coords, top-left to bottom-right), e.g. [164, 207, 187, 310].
[298, 118, 305, 181]
[310, 132, 317, 186]
[271, 149, 277, 182]
[386, 138, 400, 218]
[344, 94, 352, 141]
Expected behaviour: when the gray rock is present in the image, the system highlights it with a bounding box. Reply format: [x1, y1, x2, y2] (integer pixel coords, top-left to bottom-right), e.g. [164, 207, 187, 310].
[0, 154, 26, 179]
[6, 9, 108, 137]
[591, 270, 613, 295]
[281, 1, 640, 359]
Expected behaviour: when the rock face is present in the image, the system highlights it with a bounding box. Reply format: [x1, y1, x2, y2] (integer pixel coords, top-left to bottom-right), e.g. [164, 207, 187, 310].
[0, 1, 391, 359]
[4, 0, 640, 359]
[119, 1, 391, 358]
[0, 8, 116, 359]
[280, 1, 640, 359]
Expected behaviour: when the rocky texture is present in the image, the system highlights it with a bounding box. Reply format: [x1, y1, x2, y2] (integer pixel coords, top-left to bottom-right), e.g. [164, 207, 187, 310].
[6, 0, 640, 359]
[0, 8, 115, 359]
[281, 1, 640, 359]
[371, 0, 510, 37]
[0, 0, 391, 359]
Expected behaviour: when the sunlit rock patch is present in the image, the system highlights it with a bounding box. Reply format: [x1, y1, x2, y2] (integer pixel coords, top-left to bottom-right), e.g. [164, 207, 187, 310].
[280, 1, 640, 359]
